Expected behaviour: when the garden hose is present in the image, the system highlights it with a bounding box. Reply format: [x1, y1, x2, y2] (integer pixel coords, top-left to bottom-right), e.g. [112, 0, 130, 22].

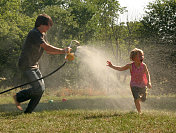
[0, 61, 66, 94]
[0, 40, 80, 95]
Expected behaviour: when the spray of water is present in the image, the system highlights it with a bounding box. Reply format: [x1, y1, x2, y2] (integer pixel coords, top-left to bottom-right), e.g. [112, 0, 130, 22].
[39, 44, 134, 110]
[76, 45, 132, 97]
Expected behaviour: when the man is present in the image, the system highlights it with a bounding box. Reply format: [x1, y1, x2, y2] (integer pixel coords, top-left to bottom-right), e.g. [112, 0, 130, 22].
[13, 14, 71, 113]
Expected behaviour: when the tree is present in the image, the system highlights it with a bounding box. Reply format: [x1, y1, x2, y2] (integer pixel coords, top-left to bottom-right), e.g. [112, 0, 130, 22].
[141, 0, 176, 45]
[21, 0, 64, 16]
[138, 0, 176, 94]
[92, 0, 124, 44]
[0, 0, 34, 83]
[65, 0, 98, 43]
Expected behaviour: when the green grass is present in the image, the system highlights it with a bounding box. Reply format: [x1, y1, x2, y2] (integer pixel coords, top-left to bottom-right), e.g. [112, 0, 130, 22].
[0, 94, 176, 132]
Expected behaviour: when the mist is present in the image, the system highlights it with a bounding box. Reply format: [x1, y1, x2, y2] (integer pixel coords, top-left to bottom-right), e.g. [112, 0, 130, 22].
[76, 45, 132, 97]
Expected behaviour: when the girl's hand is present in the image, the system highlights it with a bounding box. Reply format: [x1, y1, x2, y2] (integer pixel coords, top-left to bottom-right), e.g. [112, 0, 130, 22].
[147, 82, 152, 89]
[107, 61, 113, 67]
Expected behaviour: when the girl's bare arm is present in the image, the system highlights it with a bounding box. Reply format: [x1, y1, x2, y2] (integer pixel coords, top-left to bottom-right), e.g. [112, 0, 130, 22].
[107, 61, 131, 71]
[144, 63, 152, 88]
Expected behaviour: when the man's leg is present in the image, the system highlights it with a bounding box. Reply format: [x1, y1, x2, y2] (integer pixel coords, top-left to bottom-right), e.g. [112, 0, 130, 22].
[14, 69, 45, 113]
[13, 70, 31, 111]
[24, 93, 43, 113]
[13, 95, 23, 111]
[23, 69, 45, 113]
[14, 84, 33, 111]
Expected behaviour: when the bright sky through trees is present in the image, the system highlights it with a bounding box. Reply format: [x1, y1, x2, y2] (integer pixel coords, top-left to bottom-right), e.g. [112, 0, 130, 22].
[118, 0, 155, 22]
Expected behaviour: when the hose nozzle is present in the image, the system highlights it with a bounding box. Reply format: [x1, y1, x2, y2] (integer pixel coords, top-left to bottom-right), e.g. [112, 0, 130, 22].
[65, 53, 75, 61]
[70, 40, 80, 47]
[65, 40, 80, 61]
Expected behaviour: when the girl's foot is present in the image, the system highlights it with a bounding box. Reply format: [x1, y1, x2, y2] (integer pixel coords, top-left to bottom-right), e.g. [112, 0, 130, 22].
[138, 111, 143, 115]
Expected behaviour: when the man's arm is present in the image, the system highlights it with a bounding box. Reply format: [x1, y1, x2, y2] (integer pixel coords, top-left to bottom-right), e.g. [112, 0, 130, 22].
[40, 42, 68, 55]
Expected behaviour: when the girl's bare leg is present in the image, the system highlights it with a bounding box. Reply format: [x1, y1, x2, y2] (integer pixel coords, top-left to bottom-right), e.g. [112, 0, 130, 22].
[134, 99, 141, 114]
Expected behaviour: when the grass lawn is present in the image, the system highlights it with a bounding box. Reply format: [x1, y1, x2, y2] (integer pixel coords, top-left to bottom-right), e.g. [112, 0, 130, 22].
[0, 94, 176, 132]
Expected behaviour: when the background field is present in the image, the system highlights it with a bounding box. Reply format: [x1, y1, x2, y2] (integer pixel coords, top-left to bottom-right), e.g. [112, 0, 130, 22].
[0, 91, 176, 133]
[0, 0, 175, 132]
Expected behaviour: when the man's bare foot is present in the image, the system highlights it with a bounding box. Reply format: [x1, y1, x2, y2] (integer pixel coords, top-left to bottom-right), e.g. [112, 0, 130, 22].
[13, 95, 23, 111]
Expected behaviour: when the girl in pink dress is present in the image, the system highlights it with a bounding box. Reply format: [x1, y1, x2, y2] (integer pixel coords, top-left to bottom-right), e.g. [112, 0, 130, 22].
[107, 48, 152, 114]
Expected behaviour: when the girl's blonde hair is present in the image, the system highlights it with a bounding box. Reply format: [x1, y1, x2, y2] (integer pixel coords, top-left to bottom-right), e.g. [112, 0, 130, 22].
[130, 48, 144, 61]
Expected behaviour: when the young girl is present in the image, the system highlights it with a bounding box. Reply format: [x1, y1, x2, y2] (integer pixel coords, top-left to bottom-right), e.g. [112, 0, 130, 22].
[107, 48, 152, 114]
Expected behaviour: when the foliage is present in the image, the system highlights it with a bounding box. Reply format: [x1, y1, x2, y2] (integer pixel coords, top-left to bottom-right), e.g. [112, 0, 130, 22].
[92, 0, 124, 44]
[0, 0, 34, 83]
[21, 0, 65, 16]
[141, 0, 176, 45]
[0, 0, 175, 94]
[138, 0, 176, 94]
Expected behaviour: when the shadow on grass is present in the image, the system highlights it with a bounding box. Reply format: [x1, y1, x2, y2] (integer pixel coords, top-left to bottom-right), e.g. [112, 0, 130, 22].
[42, 97, 133, 111]
[0, 97, 133, 113]
[84, 113, 122, 119]
[0, 112, 23, 117]
[0, 96, 176, 115]
[143, 96, 176, 111]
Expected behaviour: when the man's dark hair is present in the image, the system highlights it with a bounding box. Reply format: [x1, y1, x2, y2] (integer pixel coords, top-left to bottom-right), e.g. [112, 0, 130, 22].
[35, 14, 53, 28]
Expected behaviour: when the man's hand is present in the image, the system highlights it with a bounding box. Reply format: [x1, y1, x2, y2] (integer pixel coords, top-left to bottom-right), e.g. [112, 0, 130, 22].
[64, 47, 72, 54]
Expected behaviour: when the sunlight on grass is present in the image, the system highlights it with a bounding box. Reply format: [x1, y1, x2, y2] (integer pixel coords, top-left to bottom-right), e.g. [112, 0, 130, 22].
[0, 94, 176, 132]
[0, 110, 176, 132]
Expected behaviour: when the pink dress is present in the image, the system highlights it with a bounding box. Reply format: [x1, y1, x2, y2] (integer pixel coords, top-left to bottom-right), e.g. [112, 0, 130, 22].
[130, 62, 148, 88]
